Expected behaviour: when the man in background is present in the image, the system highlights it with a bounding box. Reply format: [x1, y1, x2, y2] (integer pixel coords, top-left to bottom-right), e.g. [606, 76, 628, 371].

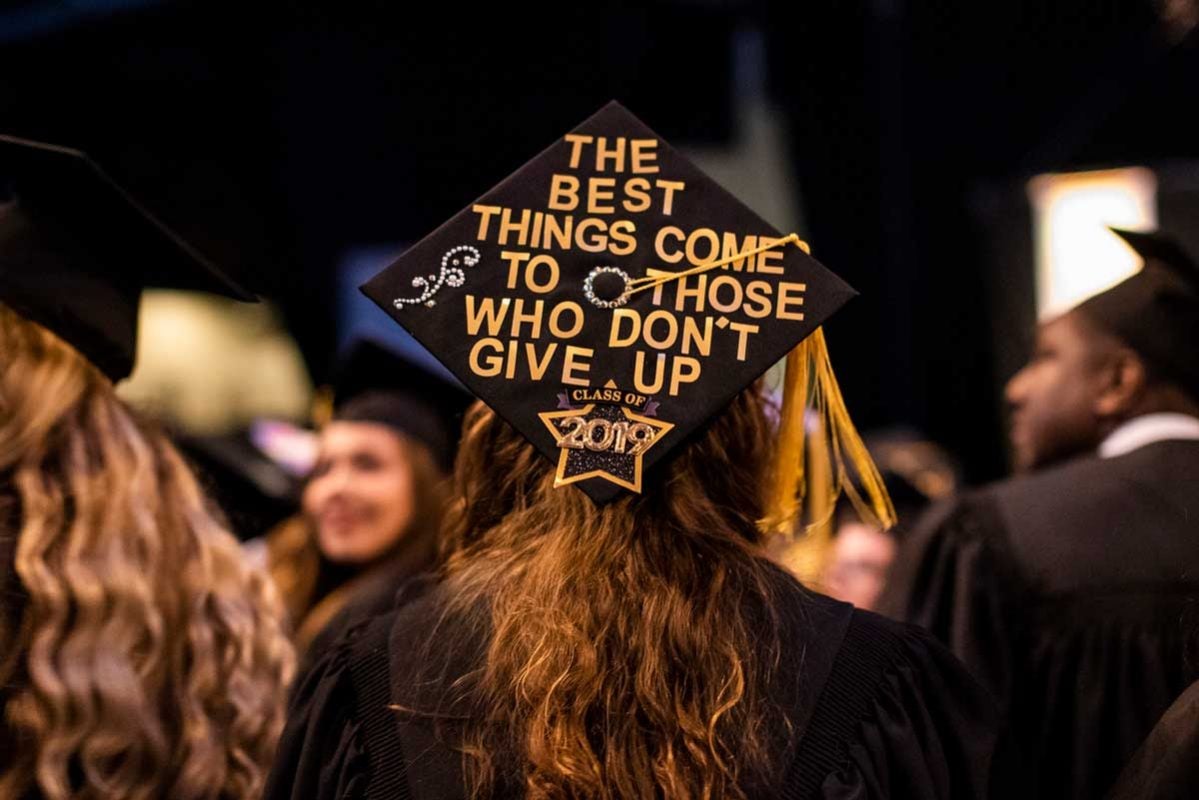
[880, 228, 1199, 799]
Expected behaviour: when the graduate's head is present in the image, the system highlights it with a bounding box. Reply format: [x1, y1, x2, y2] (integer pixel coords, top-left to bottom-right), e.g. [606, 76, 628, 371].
[1005, 229, 1199, 472]
[1005, 309, 1128, 471]
[0, 302, 294, 800]
[432, 384, 786, 798]
[303, 418, 445, 566]
[0, 137, 292, 799]
[301, 340, 464, 567]
[360, 102, 891, 524]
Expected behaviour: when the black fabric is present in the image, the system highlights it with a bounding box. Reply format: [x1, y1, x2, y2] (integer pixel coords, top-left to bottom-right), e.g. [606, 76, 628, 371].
[264, 568, 1008, 799]
[880, 439, 1199, 800]
[347, 615, 410, 800]
[786, 611, 1013, 799]
[262, 626, 371, 800]
[300, 543, 441, 677]
[336, 391, 454, 470]
[784, 611, 906, 797]
[0, 204, 136, 380]
[1108, 228, 1199, 287]
[1108, 678, 1199, 800]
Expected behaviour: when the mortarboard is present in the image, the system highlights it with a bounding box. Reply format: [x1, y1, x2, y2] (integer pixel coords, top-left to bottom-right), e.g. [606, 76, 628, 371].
[0, 134, 255, 382]
[178, 428, 304, 539]
[362, 102, 892, 523]
[1075, 227, 1199, 400]
[330, 337, 474, 471]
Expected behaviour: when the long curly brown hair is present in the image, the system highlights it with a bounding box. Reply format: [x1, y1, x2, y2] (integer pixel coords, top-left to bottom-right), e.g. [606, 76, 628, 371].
[0, 303, 295, 799]
[421, 384, 801, 799]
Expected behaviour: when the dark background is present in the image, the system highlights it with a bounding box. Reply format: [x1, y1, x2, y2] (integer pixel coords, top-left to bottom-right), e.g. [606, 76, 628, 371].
[2, 0, 1196, 484]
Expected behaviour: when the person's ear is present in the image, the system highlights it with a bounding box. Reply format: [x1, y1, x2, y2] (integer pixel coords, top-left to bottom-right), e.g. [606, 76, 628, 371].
[1094, 349, 1148, 417]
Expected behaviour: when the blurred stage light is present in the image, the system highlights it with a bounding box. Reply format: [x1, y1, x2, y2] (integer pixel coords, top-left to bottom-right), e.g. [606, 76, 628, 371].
[1027, 167, 1158, 319]
[119, 291, 314, 434]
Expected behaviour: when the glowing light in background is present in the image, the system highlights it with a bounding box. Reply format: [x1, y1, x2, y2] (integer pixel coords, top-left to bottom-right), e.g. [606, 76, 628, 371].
[1028, 167, 1158, 320]
[119, 291, 313, 434]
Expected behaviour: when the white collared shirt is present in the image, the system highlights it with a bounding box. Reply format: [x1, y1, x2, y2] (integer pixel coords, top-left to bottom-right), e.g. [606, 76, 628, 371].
[1098, 413, 1199, 459]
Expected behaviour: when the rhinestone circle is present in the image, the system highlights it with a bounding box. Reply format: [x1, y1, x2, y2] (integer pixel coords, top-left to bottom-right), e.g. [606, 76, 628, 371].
[583, 266, 631, 309]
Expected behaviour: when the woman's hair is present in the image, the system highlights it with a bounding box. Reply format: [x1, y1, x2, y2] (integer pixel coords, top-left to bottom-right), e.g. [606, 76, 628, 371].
[0, 303, 295, 799]
[427, 383, 798, 799]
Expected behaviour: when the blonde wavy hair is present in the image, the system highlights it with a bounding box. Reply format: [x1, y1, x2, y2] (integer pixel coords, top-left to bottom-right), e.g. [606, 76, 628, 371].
[0, 303, 295, 799]
[413, 384, 797, 799]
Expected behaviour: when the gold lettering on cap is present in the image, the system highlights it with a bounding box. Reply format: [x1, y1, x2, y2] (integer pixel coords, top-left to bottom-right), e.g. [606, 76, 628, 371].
[630, 139, 659, 173]
[777, 282, 807, 321]
[548, 174, 580, 211]
[468, 337, 504, 377]
[564, 134, 594, 169]
[549, 301, 585, 338]
[669, 356, 701, 395]
[562, 346, 593, 385]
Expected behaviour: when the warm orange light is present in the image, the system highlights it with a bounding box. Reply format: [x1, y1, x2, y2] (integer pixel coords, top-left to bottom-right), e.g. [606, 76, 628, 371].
[1027, 167, 1157, 319]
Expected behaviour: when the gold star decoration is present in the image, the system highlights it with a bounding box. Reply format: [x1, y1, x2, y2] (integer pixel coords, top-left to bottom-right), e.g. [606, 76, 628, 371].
[538, 403, 674, 493]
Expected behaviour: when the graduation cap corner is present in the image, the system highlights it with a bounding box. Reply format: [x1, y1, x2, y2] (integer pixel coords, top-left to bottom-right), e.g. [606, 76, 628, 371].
[0, 133, 254, 381]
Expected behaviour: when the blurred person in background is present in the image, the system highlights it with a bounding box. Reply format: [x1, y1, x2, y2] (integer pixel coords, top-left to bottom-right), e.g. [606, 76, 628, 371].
[0, 135, 293, 798]
[822, 434, 958, 610]
[262, 338, 469, 665]
[881, 227, 1199, 799]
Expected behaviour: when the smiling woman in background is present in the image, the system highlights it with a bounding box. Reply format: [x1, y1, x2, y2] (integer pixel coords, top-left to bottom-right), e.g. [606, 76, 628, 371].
[265, 339, 469, 663]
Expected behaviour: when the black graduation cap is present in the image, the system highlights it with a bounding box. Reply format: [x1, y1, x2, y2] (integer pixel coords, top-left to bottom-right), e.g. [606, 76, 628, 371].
[0, 134, 255, 382]
[332, 338, 474, 471]
[1075, 227, 1199, 400]
[178, 429, 303, 540]
[361, 102, 862, 504]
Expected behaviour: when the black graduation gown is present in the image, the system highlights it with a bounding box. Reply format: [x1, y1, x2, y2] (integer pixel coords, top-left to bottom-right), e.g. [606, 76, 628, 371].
[1107, 677, 1199, 800]
[264, 570, 1012, 799]
[300, 558, 430, 674]
[879, 439, 1199, 800]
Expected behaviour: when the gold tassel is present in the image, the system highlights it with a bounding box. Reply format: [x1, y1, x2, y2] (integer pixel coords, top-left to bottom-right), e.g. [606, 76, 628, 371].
[764, 345, 810, 531]
[763, 327, 897, 546]
[310, 385, 335, 430]
[771, 411, 836, 585]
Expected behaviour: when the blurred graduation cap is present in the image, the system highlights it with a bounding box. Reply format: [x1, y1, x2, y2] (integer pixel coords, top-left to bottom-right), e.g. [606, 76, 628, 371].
[362, 101, 892, 525]
[0, 134, 254, 381]
[1076, 227, 1199, 399]
[330, 337, 474, 471]
[178, 424, 310, 540]
[835, 432, 960, 523]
